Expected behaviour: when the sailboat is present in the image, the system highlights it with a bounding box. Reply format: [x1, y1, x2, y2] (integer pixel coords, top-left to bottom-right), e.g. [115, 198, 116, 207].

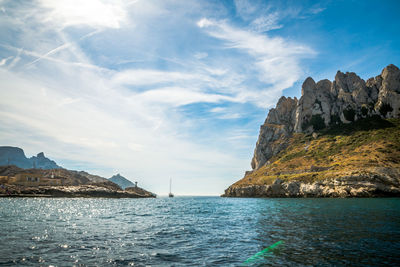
[169, 178, 174, 197]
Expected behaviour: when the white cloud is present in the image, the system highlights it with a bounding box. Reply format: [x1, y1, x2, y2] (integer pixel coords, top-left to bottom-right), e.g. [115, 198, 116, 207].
[250, 13, 283, 32]
[38, 0, 127, 29]
[136, 87, 233, 107]
[210, 107, 226, 113]
[309, 7, 326, 15]
[197, 18, 214, 28]
[194, 52, 208, 59]
[0, 56, 12, 66]
[112, 69, 205, 86]
[210, 107, 242, 120]
[234, 0, 259, 20]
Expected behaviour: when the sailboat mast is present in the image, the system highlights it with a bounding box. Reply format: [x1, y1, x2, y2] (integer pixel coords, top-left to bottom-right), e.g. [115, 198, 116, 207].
[169, 178, 172, 194]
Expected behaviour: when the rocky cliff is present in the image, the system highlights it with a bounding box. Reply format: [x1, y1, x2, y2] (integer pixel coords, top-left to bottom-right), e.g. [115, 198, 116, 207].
[223, 64, 400, 197]
[0, 146, 61, 169]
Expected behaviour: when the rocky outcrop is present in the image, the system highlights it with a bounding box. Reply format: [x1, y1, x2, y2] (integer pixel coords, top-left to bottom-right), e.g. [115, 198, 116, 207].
[251, 96, 298, 169]
[125, 186, 156, 198]
[0, 146, 61, 169]
[222, 168, 400, 198]
[295, 64, 400, 133]
[251, 64, 400, 171]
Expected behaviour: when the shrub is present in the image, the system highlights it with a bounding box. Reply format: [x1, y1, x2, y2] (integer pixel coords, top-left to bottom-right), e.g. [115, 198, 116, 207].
[330, 114, 341, 125]
[343, 107, 355, 122]
[310, 114, 326, 131]
[379, 103, 393, 117]
[361, 105, 368, 116]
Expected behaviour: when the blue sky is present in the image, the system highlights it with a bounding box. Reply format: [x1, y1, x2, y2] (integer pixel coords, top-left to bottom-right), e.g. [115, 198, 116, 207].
[1, 0, 399, 195]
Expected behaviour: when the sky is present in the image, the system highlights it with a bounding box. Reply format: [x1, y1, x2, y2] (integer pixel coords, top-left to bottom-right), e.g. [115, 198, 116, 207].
[0, 0, 399, 195]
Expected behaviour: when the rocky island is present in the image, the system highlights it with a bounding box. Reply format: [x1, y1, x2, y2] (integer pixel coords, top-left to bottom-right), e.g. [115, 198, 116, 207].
[223, 64, 400, 198]
[0, 148, 156, 198]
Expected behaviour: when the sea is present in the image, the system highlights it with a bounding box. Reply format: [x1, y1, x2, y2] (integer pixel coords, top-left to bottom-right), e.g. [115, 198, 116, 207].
[0, 197, 399, 266]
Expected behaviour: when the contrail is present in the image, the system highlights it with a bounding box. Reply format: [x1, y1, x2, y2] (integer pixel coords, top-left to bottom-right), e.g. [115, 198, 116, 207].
[24, 29, 101, 68]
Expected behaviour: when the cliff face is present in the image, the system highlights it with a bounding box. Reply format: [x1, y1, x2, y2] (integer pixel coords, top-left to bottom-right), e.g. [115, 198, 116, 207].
[251, 96, 298, 169]
[0, 146, 61, 169]
[224, 64, 400, 198]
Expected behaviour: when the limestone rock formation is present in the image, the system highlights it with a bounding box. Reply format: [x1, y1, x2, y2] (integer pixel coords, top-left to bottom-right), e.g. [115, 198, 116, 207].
[223, 64, 400, 198]
[252, 64, 400, 171]
[251, 96, 298, 169]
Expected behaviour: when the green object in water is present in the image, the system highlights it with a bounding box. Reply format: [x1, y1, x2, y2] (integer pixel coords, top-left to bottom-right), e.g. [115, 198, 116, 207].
[243, 240, 284, 265]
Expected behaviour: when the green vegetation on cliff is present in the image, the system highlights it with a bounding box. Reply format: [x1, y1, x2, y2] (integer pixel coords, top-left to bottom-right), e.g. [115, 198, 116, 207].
[233, 117, 400, 188]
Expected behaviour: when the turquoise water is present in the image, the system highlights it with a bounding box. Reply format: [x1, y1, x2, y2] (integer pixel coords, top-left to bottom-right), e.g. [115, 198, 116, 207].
[0, 197, 399, 266]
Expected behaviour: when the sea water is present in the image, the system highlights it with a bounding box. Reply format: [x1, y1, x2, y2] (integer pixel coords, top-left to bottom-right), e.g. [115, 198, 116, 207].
[0, 197, 399, 266]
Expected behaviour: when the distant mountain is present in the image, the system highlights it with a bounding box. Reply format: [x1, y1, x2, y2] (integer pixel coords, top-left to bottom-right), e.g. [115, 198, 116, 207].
[0, 146, 61, 169]
[109, 173, 135, 190]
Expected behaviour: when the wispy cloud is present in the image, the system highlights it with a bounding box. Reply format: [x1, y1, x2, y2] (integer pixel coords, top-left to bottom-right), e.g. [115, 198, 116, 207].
[197, 18, 315, 107]
[250, 13, 282, 32]
[309, 7, 326, 15]
[112, 69, 204, 86]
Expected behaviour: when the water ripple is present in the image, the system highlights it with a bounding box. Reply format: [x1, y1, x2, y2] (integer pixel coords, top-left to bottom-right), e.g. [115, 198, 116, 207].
[0, 197, 399, 266]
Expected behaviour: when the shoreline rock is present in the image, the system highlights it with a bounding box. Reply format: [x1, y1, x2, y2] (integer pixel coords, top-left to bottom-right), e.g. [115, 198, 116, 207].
[222, 168, 400, 198]
[0, 184, 156, 198]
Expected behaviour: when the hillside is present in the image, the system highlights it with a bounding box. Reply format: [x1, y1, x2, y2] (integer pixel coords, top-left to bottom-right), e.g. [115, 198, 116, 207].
[0, 166, 156, 198]
[223, 64, 400, 197]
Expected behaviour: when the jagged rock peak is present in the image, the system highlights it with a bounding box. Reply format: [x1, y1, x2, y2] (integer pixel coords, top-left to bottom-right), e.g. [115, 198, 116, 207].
[301, 77, 316, 95]
[265, 96, 298, 125]
[334, 70, 366, 93]
[37, 152, 45, 157]
[294, 63, 400, 133]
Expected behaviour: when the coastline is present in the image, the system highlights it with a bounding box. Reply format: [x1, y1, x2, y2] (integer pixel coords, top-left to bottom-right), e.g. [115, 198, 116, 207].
[0, 185, 156, 198]
[222, 171, 400, 198]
